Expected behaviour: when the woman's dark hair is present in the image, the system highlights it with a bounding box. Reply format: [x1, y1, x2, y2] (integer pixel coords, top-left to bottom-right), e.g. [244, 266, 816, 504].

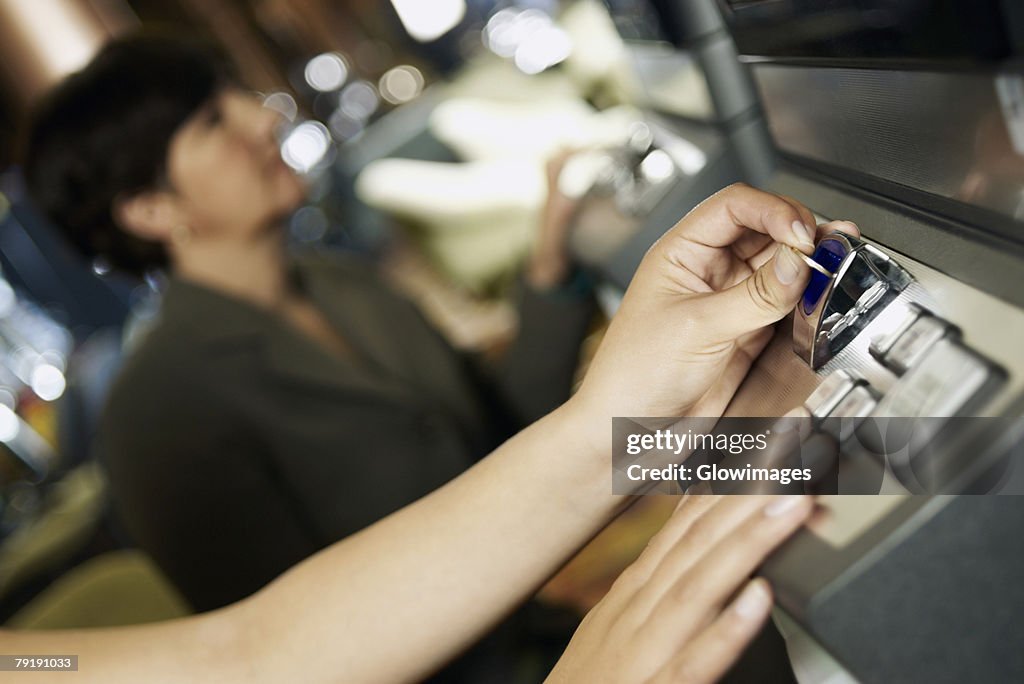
[24, 33, 230, 277]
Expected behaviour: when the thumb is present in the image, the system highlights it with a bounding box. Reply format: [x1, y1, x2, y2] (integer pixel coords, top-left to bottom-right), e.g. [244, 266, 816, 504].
[697, 244, 812, 344]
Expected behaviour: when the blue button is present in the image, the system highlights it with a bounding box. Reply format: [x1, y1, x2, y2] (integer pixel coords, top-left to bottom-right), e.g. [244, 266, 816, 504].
[801, 238, 847, 315]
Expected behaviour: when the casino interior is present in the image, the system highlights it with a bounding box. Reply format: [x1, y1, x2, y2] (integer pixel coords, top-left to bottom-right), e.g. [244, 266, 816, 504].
[0, 1, 1022, 682]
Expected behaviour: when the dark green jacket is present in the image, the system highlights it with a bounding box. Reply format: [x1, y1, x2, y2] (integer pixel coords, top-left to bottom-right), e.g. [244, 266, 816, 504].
[99, 251, 594, 611]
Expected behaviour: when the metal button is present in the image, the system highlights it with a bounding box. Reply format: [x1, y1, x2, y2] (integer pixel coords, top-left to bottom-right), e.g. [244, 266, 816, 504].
[821, 385, 878, 441]
[874, 311, 955, 375]
[873, 339, 997, 419]
[804, 370, 864, 422]
[793, 232, 913, 369]
[868, 303, 926, 361]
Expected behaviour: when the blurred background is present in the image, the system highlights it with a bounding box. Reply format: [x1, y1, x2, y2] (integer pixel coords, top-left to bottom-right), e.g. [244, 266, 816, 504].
[0, 0, 687, 635]
[2, 3, 1023, 682]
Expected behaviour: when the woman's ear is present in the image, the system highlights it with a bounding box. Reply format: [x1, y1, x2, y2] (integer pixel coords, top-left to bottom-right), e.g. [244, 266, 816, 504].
[112, 190, 183, 242]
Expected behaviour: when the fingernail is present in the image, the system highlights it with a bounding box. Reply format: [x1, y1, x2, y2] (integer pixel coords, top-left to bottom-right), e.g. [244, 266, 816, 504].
[733, 580, 771, 620]
[764, 495, 805, 517]
[791, 221, 815, 250]
[774, 245, 803, 285]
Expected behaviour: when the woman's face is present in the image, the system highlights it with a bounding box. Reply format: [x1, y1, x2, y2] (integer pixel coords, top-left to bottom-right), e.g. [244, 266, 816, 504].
[164, 88, 307, 239]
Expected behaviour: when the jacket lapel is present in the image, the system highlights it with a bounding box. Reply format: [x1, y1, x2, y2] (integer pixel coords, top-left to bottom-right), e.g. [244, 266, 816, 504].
[260, 319, 414, 404]
[294, 252, 486, 427]
[296, 253, 428, 388]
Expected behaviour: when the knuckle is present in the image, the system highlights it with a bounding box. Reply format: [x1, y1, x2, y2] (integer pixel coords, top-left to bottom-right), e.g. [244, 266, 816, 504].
[669, 659, 707, 684]
[745, 270, 785, 315]
[732, 515, 777, 555]
[766, 202, 798, 226]
[613, 563, 646, 594]
[716, 182, 752, 202]
[685, 505, 718, 539]
[669, 575, 698, 607]
[737, 514, 768, 544]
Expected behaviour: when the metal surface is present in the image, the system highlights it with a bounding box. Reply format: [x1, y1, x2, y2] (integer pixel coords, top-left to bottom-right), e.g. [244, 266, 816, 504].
[730, 179, 1024, 682]
[793, 232, 913, 369]
[873, 338, 997, 419]
[726, 225, 1024, 421]
[803, 370, 860, 422]
[868, 303, 926, 367]
[874, 310, 953, 375]
[724, 199, 1024, 510]
[823, 386, 877, 441]
[724, 169, 1024, 427]
[770, 167, 1024, 309]
[753, 64, 1024, 229]
[669, 6, 1024, 680]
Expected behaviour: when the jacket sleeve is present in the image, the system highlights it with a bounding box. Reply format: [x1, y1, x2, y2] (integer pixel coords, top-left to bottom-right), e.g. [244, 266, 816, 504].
[490, 273, 596, 426]
[98, 367, 324, 612]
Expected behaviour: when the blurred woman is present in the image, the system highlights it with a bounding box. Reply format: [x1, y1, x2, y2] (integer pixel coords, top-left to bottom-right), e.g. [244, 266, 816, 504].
[25, 35, 595, 619]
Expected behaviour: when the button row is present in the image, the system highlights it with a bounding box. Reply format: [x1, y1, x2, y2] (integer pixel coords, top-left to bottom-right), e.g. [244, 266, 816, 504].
[805, 304, 1001, 437]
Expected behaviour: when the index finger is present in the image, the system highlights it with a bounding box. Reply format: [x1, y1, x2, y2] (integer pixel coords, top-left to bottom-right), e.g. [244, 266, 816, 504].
[669, 183, 818, 254]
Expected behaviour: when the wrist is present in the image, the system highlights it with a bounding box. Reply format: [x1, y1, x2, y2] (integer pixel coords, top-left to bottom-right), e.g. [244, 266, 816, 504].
[555, 394, 615, 489]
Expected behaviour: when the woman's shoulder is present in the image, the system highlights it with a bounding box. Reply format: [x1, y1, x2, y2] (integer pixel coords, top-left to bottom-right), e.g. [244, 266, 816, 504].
[104, 309, 249, 420]
[105, 329, 204, 410]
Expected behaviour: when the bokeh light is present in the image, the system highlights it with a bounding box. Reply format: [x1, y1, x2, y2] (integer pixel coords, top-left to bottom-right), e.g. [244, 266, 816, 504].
[281, 121, 332, 174]
[0, 404, 20, 442]
[30, 363, 65, 401]
[390, 0, 466, 43]
[290, 206, 329, 243]
[379, 65, 425, 105]
[263, 91, 299, 122]
[484, 8, 572, 75]
[304, 52, 349, 92]
[339, 81, 380, 121]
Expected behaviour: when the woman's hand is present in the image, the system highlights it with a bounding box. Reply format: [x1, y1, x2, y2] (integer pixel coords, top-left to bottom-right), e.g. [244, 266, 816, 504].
[546, 493, 815, 684]
[573, 183, 857, 425]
